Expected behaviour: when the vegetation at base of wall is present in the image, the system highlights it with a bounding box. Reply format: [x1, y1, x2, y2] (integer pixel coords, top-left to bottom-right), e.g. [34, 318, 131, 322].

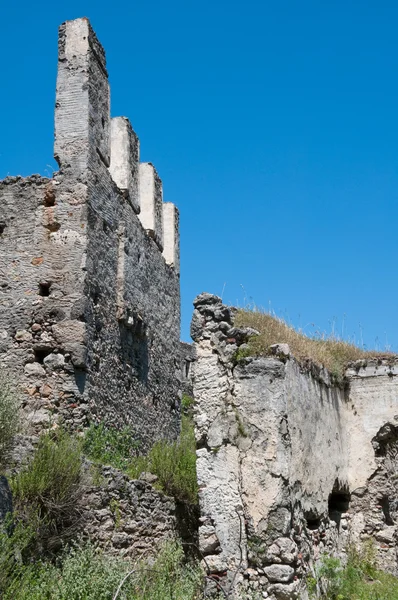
[0, 534, 203, 600]
[0, 371, 20, 465]
[235, 309, 394, 382]
[10, 430, 83, 553]
[128, 414, 198, 506]
[181, 394, 195, 413]
[308, 543, 398, 599]
[83, 422, 140, 470]
[82, 409, 198, 507]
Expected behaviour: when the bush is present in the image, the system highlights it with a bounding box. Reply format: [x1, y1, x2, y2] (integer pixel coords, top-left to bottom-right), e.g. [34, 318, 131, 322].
[1, 539, 202, 600]
[83, 422, 140, 471]
[0, 371, 20, 465]
[11, 430, 83, 552]
[128, 415, 198, 506]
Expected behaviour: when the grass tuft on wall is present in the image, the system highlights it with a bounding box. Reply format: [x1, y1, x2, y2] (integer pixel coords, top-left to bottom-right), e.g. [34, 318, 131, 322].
[235, 309, 394, 382]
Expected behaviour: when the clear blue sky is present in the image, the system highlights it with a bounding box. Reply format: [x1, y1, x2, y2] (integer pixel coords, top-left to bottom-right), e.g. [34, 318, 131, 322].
[1, 1, 397, 349]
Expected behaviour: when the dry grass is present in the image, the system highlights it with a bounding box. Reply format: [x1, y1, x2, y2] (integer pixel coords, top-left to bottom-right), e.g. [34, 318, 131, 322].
[234, 309, 395, 382]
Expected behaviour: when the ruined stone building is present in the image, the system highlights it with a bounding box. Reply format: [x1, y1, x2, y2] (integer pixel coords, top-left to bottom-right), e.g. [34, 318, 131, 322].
[1, 17, 398, 600]
[0, 18, 180, 451]
[191, 294, 398, 598]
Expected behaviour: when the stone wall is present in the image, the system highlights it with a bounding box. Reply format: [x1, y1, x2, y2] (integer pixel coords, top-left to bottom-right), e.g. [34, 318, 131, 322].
[180, 341, 196, 398]
[191, 293, 398, 599]
[81, 464, 177, 560]
[0, 18, 181, 452]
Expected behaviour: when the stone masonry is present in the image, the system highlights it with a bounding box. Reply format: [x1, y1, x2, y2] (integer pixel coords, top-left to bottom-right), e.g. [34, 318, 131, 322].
[0, 18, 181, 451]
[191, 293, 398, 599]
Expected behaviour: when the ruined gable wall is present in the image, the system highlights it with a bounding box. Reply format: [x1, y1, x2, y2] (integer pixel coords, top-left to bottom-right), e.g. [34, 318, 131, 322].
[191, 294, 398, 599]
[0, 18, 180, 450]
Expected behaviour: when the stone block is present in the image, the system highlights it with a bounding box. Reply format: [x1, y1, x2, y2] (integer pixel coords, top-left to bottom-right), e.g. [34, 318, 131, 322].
[162, 202, 179, 272]
[138, 163, 163, 250]
[109, 117, 140, 213]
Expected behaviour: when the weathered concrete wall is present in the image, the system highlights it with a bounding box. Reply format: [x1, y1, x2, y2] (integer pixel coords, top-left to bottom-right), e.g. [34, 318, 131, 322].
[191, 293, 398, 599]
[0, 18, 181, 451]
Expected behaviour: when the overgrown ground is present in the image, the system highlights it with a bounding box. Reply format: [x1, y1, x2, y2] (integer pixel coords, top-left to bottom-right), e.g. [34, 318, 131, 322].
[0, 379, 202, 599]
[235, 309, 395, 381]
[309, 544, 398, 599]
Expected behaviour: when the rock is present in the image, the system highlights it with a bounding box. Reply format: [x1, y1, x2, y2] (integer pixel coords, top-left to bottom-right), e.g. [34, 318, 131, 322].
[226, 327, 260, 344]
[266, 537, 298, 564]
[190, 310, 204, 342]
[43, 352, 65, 370]
[263, 564, 295, 583]
[193, 293, 222, 308]
[199, 524, 220, 554]
[29, 409, 51, 425]
[24, 363, 45, 377]
[269, 344, 291, 358]
[15, 330, 33, 343]
[139, 472, 158, 484]
[375, 528, 395, 544]
[268, 582, 299, 599]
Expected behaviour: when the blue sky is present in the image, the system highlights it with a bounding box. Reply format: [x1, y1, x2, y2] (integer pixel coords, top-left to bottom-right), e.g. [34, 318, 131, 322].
[1, 1, 397, 348]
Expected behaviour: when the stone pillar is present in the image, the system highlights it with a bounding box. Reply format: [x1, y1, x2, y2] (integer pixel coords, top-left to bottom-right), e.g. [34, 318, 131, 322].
[54, 18, 110, 178]
[138, 163, 163, 250]
[162, 203, 180, 273]
[109, 117, 140, 213]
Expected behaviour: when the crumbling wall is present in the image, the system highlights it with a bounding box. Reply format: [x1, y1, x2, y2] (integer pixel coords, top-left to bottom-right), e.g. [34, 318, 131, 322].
[0, 18, 181, 451]
[81, 465, 177, 560]
[191, 293, 398, 599]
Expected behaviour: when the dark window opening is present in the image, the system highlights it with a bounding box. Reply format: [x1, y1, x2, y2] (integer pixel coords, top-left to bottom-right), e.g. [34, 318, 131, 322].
[380, 496, 394, 526]
[306, 517, 321, 531]
[304, 511, 321, 530]
[329, 492, 350, 515]
[0, 222, 6, 235]
[185, 361, 191, 379]
[34, 348, 52, 363]
[328, 480, 350, 526]
[38, 282, 51, 297]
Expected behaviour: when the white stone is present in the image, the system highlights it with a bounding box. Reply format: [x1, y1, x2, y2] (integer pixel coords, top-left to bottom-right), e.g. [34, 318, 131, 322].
[138, 163, 163, 250]
[264, 564, 294, 583]
[162, 203, 180, 273]
[24, 363, 45, 377]
[109, 117, 140, 213]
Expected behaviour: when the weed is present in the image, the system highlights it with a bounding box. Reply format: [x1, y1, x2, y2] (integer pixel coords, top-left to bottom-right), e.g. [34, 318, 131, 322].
[234, 408, 248, 438]
[0, 371, 20, 466]
[181, 394, 194, 414]
[128, 415, 198, 506]
[109, 498, 122, 530]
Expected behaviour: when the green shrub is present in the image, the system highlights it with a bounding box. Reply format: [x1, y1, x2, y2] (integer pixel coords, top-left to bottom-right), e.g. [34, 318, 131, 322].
[83, 422, 140, 470]
[128, 415, 198, 506]
[181, 394, 194, 413]
[12, 430, 82, 508]
[0, 371, 20, 465]
[10, 430, 83, 552]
